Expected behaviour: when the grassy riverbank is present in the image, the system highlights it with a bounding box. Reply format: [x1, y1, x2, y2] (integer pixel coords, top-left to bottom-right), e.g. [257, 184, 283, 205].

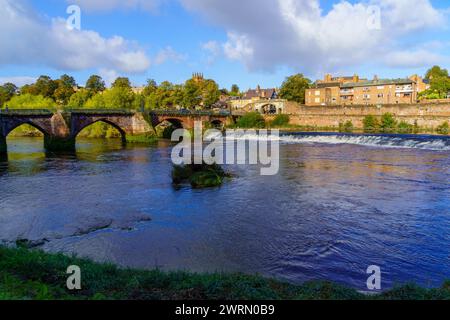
[0, 246, 448, 300]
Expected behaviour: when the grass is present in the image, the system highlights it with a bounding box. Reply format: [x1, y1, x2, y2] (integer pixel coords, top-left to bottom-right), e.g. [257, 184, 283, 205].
[0, 246, 449, 300]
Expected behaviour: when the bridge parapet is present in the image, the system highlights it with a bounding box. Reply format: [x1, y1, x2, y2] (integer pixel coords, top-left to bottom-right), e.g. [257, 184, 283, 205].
[0, 109, 54, 116]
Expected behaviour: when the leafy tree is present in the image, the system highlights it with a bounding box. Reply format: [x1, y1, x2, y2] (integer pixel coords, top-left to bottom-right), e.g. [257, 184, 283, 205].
[84, 93, 106, 109]
[112, 77, 132, 90]
[339, 121, 354, 133]
[34, 75, 58, 98]
[236, 112, 266, 128]
[271, 114, 290, 127]
[103, 87, 135, 109]
[66, 89, 91, 109]
[279, 74, 311, 104]
[397, 121, 413, 134]
[7, 94, 57, 109]
[86, 75, 106, 94]
[53, 74, 77, 105]
[424, 66, 450, 99]
[363, 115, 380, 133]
[182, 78, 202, 108]
[201, 79, 220, 108]
[230, 84, 240, 96]
[142, 79, 158, 96]
[425, 66, 449, 80]
[380, 113, 397, 133]
[0, 83, 18, 107]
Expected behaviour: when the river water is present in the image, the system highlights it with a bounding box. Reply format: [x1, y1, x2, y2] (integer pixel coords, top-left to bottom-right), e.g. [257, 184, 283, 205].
[0, 133, 449, 290]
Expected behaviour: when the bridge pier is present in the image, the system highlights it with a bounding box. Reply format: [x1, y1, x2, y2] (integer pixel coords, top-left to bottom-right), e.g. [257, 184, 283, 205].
[0, 135, 6, 154]
[44, 136, 76, 152]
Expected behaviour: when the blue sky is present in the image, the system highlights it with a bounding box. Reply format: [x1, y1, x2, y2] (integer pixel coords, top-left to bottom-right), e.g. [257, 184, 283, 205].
[1, 0, 449, 90]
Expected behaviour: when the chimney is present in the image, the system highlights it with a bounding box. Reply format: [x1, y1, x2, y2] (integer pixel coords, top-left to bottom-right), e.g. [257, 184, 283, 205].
[353, 74, 359, 83]
[325, 74, 332, 82]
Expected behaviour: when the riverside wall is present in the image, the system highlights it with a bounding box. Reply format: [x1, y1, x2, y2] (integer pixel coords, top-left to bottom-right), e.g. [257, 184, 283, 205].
[275, 102, 450, 129]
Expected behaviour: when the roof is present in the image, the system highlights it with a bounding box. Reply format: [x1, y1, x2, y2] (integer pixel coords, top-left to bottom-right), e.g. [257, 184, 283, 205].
[340, 78, 414, 88]
[244, 88, 276, 99]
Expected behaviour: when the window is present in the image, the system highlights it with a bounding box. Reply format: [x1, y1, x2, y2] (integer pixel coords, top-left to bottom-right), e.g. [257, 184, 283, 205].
[377, 86, 384, 90]
[378, 94, 384, 98]
[315, 91, 320, 96]
[315, 98, 320, 103]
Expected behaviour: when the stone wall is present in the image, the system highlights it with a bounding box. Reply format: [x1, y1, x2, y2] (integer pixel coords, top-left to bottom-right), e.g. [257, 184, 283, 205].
[280, 103, 450, 129]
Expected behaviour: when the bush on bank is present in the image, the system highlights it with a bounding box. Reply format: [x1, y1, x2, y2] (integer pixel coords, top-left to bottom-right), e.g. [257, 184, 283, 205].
[235, 112, 266, 129]
[437, 121, 449, 135]
[270, 114, 290, 127]
[0, 246, 449, 300]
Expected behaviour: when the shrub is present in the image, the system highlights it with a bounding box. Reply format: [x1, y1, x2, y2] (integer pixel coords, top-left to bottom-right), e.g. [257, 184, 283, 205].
[380, 113, 397, 133]
[437, 121, 449, 135]
[339, 120, 354, 133]
[236, 112, 266, 128]
[363, 115, 380, 133]
[270, 114, 290, 127]
[397, 121, 413, 134]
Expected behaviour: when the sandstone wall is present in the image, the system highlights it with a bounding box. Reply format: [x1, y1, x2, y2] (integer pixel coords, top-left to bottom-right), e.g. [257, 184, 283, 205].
[280, 103, 450, 128]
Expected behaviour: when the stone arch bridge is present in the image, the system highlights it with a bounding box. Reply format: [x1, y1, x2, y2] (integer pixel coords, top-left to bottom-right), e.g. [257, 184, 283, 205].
[0, 109, 233, 154]
[230, 99, 288, 115]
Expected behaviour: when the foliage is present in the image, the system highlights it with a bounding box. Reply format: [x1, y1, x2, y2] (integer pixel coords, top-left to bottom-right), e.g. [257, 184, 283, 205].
[279, 74, 311, 104]
[230, 84, 240, 96]
[0, 246, 449, 300]
[363, 115, 380, 133]
[85, 75, 106, 94]
[397, 121, 414, 134]
[181, 77, 221, 109]
[380, 113, 398, 133]
[339, 120, 354, 133]
[112, 77, 132, 89]
[6, 94, 57, 110]
[436, 121, 449, 135]
[66, 89, 92, 109]
[423, 66, 450, 99]
[236, 112, 266, 128]
[271, 114, 290, 127]
[0, 83, 18, 107]
[172, 163, 230, 188]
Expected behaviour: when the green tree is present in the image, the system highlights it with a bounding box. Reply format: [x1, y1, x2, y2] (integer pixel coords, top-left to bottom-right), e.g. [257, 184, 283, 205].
[53, 74, 77, 105]
[102, 87, 135, 109]
[0, 83, 18, 107]
[380, 113, 397, 133]
[112, 77, 132, 89]
[236, 112, 266, 128]
[425, 66, 449, 80]
[201, 79, 220, 108]
[7, 94, 57, 109]
[436, 121, 449, 135]
[363, 115, 380, 133]
[86, 75, 106, 94]
[230, 84, 240, 96]
[142, 79, 158, 96]
[182, 78, 202, 108]
[279, 74, 311, 104]
[34, 75, 58, 98]
[66, 89, 91, 109]
[424, 66, 450, 99]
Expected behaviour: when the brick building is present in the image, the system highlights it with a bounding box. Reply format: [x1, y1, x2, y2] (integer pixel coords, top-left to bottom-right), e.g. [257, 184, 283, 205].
[306, 74, 430, 106]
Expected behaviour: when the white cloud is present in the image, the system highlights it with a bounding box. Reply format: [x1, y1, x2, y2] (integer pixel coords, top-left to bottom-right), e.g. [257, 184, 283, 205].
[0, 76, 36, 87]
[181, 0, 447, 72]
[0, 0, 151, 74]
[153, 46, 187, 65]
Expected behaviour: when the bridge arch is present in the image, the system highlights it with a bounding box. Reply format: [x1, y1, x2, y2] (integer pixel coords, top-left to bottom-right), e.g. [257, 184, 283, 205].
[260, 104, 279, 115]
[154, 118, 185, 129]
[210, 119, 224, 129]
[74, 119, 127, 144]
[4, 121, 49, 138]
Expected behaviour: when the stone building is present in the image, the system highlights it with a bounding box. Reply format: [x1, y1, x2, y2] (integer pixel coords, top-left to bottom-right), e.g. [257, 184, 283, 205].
[305, 74, 430, 106]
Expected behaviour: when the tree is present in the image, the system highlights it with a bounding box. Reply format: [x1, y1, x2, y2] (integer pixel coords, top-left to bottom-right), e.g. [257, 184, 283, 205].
[0, 83, 18, 107]
[380, 113, 397, 133]
[142, 79, 158, 96]
[66, 89, 91, 109]
[425, 66, 449, 80]
[53, 74, 77, 105]
[86, 75, 106, 94]
[201, 79, 220, 108]
[112, 77, 132, 90]
[230, 84, 240, 96]
[34, 75, 58, 98]
[424, 66, 450, 99]
[363, 115, 380, 133]
[182, 78, 202, 108]
[7, 94, 57, 109]
[279, 74, 311, 104]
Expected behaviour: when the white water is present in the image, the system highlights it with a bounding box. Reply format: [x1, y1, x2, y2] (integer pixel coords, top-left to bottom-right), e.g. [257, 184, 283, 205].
[205, 131, 450, 151]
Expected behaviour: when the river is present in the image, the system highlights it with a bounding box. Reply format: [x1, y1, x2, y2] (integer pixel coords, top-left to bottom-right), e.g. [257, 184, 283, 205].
[0, 133, 449, 290]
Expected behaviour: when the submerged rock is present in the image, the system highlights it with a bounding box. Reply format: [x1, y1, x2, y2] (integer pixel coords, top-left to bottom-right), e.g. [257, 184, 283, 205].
[172, 163, 232, 189]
